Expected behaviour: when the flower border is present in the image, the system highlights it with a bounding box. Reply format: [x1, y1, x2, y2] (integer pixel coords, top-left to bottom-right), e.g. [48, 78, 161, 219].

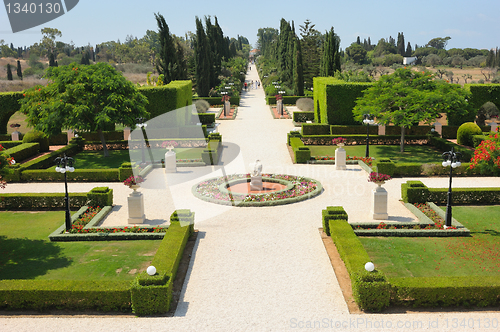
[192, 173, 323, 207]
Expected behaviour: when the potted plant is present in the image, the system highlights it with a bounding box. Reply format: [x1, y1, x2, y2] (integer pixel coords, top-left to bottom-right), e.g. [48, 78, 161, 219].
[123, 175, 144, 192]
[368, 172, 392, 186]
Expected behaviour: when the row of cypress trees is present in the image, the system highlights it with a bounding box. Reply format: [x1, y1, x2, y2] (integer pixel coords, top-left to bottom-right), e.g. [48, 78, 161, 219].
[6, 60, 23, 81]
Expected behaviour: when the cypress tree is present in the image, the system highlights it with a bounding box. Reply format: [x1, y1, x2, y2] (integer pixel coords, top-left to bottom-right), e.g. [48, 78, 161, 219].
[320, 27, 341, 77]
[155, 13, 178, 84]
[6, 64, 13, 80]
[195, 16, 211, 96]
[49, 53, 56, 67]
[293, 37, 304, 96]
[405, 42, 412, 57]
[397, 32, 405, 56]
[16, 60, 22, 80]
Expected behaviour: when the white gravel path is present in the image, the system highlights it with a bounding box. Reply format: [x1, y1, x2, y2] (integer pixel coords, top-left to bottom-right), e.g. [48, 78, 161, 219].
[1, 64, 500, 331]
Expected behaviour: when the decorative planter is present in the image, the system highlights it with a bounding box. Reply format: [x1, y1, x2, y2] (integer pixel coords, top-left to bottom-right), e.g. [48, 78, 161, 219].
[371, 183, 388, 220]
[128, 186, 145, 224]
[335, 146, 346, 170]
[164, 150, 177, 173]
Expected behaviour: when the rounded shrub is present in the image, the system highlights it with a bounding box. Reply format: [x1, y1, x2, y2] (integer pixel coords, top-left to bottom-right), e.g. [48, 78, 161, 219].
[457, 122, 482, 147]
[194, 99, 210, 113]
[23, 130, 50, 152]
[296, 98, 314, 112]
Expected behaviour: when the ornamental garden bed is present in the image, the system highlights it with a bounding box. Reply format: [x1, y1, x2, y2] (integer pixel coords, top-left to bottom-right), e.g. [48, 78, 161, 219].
[0, 209, 195, 315]
[324, 205, 500, 312]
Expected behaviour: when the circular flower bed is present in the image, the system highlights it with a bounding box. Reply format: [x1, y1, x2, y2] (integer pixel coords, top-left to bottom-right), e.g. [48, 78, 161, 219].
[192, 173, 323, 207]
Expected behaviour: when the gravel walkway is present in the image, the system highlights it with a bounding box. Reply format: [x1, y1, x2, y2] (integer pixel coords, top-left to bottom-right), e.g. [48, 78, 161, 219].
[2, 64, 500, 331]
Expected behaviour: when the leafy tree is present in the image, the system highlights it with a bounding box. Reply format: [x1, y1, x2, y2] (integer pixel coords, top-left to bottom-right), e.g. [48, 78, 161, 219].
[345, 43, 367, 64]
[320, 27, 341, 76]
[426, 37, 451, 50]
[16, 60, 22, 80]
[20, 62, 148, 157]
[40, 27, 62, 57]
[353, 68, 471, 152]
[6, 64, 13, 80]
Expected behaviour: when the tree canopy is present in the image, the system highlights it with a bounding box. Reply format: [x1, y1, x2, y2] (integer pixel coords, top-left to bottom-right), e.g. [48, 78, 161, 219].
[353, 68, 471, 152]
[20, 62, 148, 156]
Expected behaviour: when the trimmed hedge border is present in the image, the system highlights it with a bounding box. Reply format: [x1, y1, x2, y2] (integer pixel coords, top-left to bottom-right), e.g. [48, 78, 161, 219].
[217, 107, 238, 120]
[0, 210, 195, 314]
[324, 206, 500, 312]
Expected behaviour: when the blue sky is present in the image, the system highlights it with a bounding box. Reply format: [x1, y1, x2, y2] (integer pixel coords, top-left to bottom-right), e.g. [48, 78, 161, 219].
[1, 0, 498, 51]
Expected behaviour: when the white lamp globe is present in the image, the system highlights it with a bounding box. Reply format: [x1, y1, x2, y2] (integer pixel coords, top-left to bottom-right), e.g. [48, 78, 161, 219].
[59, 167, 66, 173]
[365, 262, 375, 272]
[455, 161, 461, 167]
[67, 166, 75, 172]
[147, 265, 156, 276]
[55, 166, 61, 172]
[442, 161, 448, 167]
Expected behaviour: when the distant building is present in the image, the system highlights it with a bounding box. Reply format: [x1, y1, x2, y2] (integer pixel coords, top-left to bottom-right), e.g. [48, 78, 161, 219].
[403, 57, 417, 65]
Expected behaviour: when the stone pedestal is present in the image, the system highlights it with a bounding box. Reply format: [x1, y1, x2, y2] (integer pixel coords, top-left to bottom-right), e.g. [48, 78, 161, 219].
[123, 127, 131, 141]
[378, 125, 386, 135]
[67, 129, 75, 142]
[277, 99, 284, 116]
[489, 121, 498, 133]
[224, 100, 230, 117]
[335, 145, 346, 170]
[11, 131, 21, 141]
[164, 150, 177, 173]
[128, 189, 145, 224]
[250, 175, 263, 191]
[433, 122, 442, 135]
[371, 184, 388, 220]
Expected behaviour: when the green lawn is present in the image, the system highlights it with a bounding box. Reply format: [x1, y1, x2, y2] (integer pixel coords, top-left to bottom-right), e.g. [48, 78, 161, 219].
[309, 144, 445, 163]
[71, 150, 131, 169]
[359, 205, 500, 278]
[0, 211, 161, 281]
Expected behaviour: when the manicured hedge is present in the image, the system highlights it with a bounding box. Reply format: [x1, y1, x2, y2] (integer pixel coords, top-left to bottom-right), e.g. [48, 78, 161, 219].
[289, 137, 311, 163]
[0, 141, 23, 149]
[313, 77, 372, 125]
[0, 187, 112, 210]
[0, 280, 131, 312]
[195, 113, 216, 125]
[139, 80, 192, 121]
[266, 95, 304, 105]
[293, 111, 314, 123]
[330, 125, 378, 135]
[321, 206, 347, 236]
[131, 211, 194, 316]
[301, 134, 429, 146]
[325, 206, 500, 311]
[401, 180, 500, 204]
[21, 169, 119, 182]
[302, 123, 330, 135]
[193, 96, 241, 106]
[0, 91, 23, 135]
[4, 142, 39, 163]
[325, 211, 390, 312]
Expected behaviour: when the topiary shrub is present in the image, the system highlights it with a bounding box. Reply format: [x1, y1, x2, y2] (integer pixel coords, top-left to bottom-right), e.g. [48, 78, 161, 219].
[456, 122, 482, 147]
[476, 101, 499, 126]
[296, 98, 314, 112]
[194, 99, 210, 113]
[22, 130, 49, 152]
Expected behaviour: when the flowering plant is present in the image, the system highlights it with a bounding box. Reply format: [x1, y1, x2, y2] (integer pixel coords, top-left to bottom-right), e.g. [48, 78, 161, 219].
[123, 175, 144, 188]
[368, 172, 391, 183]
[332, 137, 346, 145]
[275, 94, 283, 101]
[221, 95, 230, 102]
[161, 140, 179, 149]
[9, 123, 20, 129]
[469, 130, 500, 175]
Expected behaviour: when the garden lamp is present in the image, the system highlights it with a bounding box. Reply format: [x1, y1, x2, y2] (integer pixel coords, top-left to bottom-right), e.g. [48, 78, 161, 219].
[441, 148, 462, 228]
[363, 114, 375, 158]
[55, 154, 75, 232]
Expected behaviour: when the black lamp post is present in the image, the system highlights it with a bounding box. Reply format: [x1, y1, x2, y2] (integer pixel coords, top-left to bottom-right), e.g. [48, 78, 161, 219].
[441, 148, 462, 228]
[363, 114, 375, 158]
[55, 154, 75, 232]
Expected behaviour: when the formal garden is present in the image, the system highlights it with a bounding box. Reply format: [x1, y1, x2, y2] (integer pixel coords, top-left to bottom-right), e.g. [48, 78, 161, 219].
[1, 21, 500, 317]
